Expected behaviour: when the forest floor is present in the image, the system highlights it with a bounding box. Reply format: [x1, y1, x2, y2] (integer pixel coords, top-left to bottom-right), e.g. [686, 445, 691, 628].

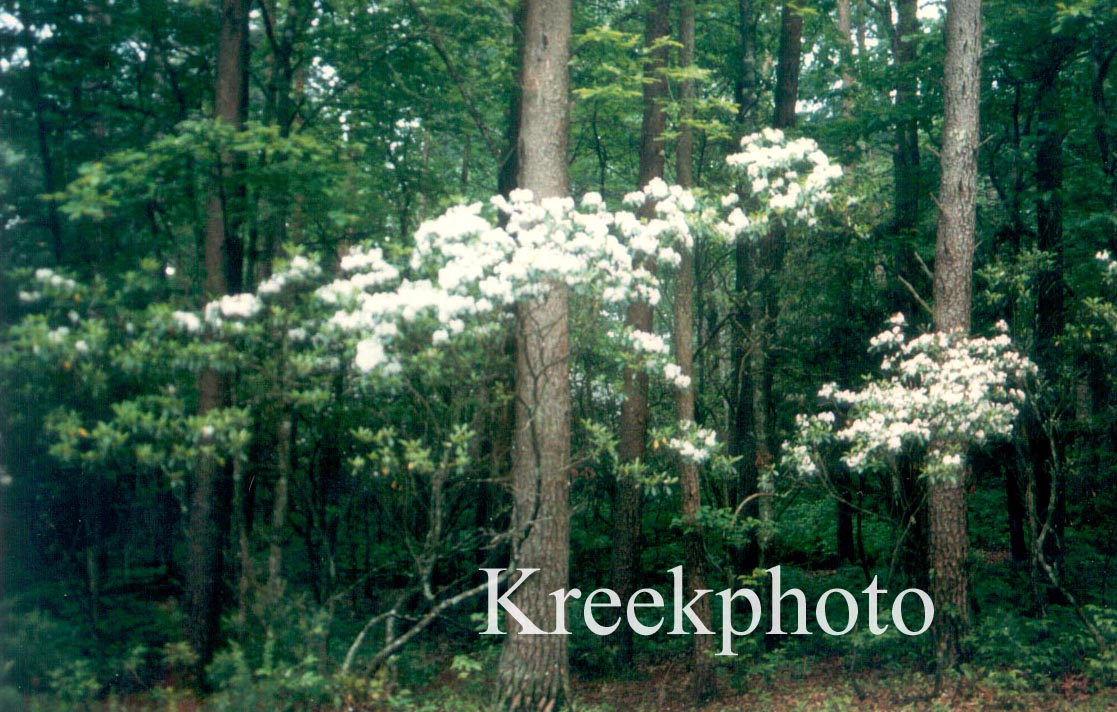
[571, 658, 1117, 711]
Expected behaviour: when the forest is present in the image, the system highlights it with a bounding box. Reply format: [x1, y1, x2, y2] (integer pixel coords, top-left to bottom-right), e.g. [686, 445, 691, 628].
[2, 0, 1117, 709]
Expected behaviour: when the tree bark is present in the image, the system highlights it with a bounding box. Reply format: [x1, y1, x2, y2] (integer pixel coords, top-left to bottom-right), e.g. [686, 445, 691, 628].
[750, 2, 802, 568]
[496, 0, 573, 708]
[773, 3, 803, 129]
[736, 0, 759, 127]
[730, 0, 761, 573]
[610, 0, 670, 669]
[893, 0, 920, 234]
[185, 0, 248, 680]
[675, 0, 715, 702]
[929, 0, 981, 672]
[837, 0, 855, 119]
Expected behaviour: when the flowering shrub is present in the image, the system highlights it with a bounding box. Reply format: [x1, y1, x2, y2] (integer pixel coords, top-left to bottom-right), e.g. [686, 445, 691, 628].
[782, 314, 1036, 484]
[8, 133, 844, 494]
[317, 181, 705, 397]
[721, 128, 842, 238]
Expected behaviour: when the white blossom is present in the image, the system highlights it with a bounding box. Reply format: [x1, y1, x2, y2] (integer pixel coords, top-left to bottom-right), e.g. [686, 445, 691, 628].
[782, 315, 1035, 484]
[664, 363, 691, 389]
[172, 311, 202, 333]
[205, 293, 263, 323]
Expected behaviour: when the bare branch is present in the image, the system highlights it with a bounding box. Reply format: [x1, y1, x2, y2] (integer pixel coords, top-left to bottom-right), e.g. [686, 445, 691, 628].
[897, 273, 933, 316]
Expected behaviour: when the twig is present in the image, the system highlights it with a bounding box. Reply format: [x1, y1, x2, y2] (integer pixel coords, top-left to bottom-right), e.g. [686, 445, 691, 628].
[403, 0, 502, 160]
[913, 250, 935, 281]
[897, 273, 933, 316]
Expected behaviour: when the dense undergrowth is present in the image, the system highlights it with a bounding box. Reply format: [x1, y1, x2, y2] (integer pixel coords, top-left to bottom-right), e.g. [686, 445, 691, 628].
[5, 550, 1117, 712]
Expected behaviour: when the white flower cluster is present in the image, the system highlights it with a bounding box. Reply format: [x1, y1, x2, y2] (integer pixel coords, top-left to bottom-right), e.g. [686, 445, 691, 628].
[629, 329, 670, 356]
[166, 255, 325, 334]
[722, 128, 841, 237]
[204, 293, 263, 324]
[172, 310, 203, 334]
[663, 363, 691, 390]
[669, 422, 719, 464]
[783, 315, 1035, 484]
[322, 184, 702, 373]
[257, 255, 322, 296]
[1097, 250, 1117, 277]
[20, 268, 78, 302]
[614, 326, 692, 390]
[47, 325, 70, 344]
[318, 246, 400, 304]
[34, 267, 78, 291]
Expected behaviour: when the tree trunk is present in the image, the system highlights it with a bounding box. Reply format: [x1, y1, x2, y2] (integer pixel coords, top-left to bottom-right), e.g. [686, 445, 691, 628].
[736, 0, 759, 127]
[675, 1, 715, 702]
[1091, 40, 1117, 215]
[1031, 62, 1066, 599]
[252, 0, 306, 287]
[929, 0, 981, 672]
[496, 0, 573, 708]
[773, 3, 803, 129]
[610, 0, 670, 669]
[730, 0, 761, 574]
[751, 6, 801, 567]
[185, 0, 248, 680]
[837, 0, 855, 119]
[893, 0, 920, 234]
[268, 410, 292, 613]
[24, 23, 63, 263]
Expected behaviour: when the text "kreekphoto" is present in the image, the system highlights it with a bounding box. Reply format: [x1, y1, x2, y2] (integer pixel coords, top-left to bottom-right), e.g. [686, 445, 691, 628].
[480, 566, 933, 656]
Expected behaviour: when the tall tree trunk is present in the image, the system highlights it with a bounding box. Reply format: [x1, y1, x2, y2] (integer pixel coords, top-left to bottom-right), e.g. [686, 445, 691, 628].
[773, 3, 803, 129]
[750, 0, 802, 567]
[185, 0, 248, 679]
[929, 0, 981, 673]
[1091, 40, 1117, 215]
[835, 0, 857, 557]
[496, 0, 573, 709]
[837, 0, 855, 117]
[893, 0, 920, 234]
[252, 0, 306, 286]
[675, 1, 715, 702]
[497, 3, 525, 199]
[610, 0, 670, 669]
[1031, 63, 1066, 599]
[268, 410, 293, 617]
[730, 0, 761, 574]
[736, 0, 759, 127]
[24, 24, 63, 262]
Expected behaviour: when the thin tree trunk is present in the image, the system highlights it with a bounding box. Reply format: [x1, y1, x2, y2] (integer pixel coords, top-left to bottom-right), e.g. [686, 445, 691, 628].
[773, 3, 803, 129]
[730, 0, 761, 574]
[610, 0, 670, 669]
[675, 0, 715, 701]
[736, 0, 758, 128]
[751, 2, 802, 567]
[268, 411, 292, 611]
[254, 0, 306, 286]
[497, 3, 525, 199]
[929, 0, 981, 673]
[24, 24, 63, 262]
[1091, 40, 1117, 215]
[893, 0, 920, 234]
[185, 0, 248, 679]
[1031, 63, 1066, 599]
[496, 0, 573, 708]
[233, 455, 253, 641]
[837, 0, 855, 119]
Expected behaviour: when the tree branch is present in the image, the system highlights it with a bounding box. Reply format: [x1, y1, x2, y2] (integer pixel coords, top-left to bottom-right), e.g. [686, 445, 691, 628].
[403, 0, 502, 161]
